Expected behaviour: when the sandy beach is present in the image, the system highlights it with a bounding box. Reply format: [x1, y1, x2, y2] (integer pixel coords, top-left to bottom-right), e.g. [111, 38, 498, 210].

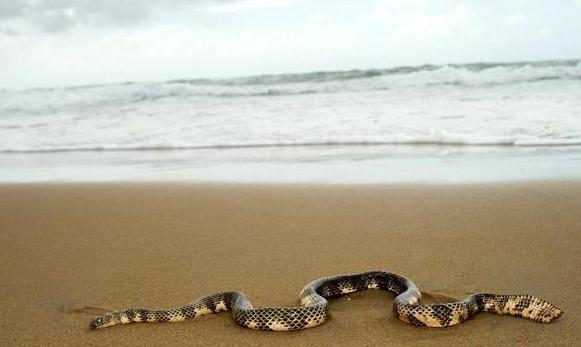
[1, 181, 580, 346]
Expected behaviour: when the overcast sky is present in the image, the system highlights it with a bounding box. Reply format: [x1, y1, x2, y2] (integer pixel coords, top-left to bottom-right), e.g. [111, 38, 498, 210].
[1, 0, 580, 89]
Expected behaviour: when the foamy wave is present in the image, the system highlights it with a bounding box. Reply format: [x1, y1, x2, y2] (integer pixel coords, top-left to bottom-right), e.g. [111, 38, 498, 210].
[2, 138, 581, 153]
[1, 60, 580, 114]
[2, 59, 580, 155]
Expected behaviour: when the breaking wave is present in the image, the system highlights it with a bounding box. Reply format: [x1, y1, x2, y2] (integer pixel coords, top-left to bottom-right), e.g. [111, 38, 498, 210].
[1, 59, 580, 154]
[1, 59, 580, 114]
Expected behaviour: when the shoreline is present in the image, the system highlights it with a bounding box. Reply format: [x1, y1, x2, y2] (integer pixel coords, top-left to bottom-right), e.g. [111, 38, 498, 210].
[1, 181, 580, 346]
[1, 146, 581, 184]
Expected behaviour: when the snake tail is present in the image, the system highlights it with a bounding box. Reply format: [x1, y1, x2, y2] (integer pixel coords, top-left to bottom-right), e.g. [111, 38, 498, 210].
[470, 293, 563, 323]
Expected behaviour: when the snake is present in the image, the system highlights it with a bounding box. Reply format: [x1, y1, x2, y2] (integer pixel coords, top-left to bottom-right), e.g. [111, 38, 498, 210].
[89, 271, 562, 331]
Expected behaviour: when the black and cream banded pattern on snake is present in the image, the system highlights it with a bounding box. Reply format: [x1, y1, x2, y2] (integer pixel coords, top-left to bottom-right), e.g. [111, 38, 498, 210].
[89, 271, 562, 331]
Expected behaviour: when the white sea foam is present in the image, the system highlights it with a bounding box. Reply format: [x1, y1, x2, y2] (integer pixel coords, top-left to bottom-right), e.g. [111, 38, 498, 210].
[0, 60, 580, 153]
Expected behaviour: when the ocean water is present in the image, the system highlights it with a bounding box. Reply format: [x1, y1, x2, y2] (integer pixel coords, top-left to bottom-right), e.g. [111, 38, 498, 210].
[1, 60, 581, 182]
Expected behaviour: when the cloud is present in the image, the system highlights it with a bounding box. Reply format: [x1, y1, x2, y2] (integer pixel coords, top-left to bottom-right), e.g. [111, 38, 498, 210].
[373, 0, 431, 10]
[372, 3, 478, 41]
[0, 26, 18, 36]
[0, 0, 297, 33]
[0, 1, 25, 19]
[0, 0, 181, 33]
[539, 26, 552, 37]
[308, 13, 330, 23]
[507, 13, 526, 25]
[203, 0, 298, 13]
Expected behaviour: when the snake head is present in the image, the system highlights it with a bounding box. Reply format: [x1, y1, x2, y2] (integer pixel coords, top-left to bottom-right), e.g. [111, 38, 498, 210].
[89, 313, 116, 329]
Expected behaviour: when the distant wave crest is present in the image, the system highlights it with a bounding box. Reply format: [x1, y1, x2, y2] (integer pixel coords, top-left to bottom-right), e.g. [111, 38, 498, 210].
[1, 59, 580, 114]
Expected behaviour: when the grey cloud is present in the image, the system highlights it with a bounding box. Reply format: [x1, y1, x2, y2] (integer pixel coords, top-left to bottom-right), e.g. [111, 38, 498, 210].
[0, 0, 221, 33]
[0, 2, 25, 19]
[0, 26, 19, 35]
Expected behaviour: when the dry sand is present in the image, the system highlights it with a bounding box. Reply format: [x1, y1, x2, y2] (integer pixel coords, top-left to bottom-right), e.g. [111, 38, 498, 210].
[1, 182, 580, 346]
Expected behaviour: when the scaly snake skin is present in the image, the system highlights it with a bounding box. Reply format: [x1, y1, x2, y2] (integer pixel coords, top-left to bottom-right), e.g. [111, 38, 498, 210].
[89, 271, 562, 331]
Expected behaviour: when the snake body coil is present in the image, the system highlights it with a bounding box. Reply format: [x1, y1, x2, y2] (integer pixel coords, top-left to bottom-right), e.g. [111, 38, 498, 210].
[89, 271, 562, 331]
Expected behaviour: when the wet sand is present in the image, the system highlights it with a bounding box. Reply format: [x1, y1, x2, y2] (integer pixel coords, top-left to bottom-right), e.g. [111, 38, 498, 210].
[1, 182, 580, 346]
